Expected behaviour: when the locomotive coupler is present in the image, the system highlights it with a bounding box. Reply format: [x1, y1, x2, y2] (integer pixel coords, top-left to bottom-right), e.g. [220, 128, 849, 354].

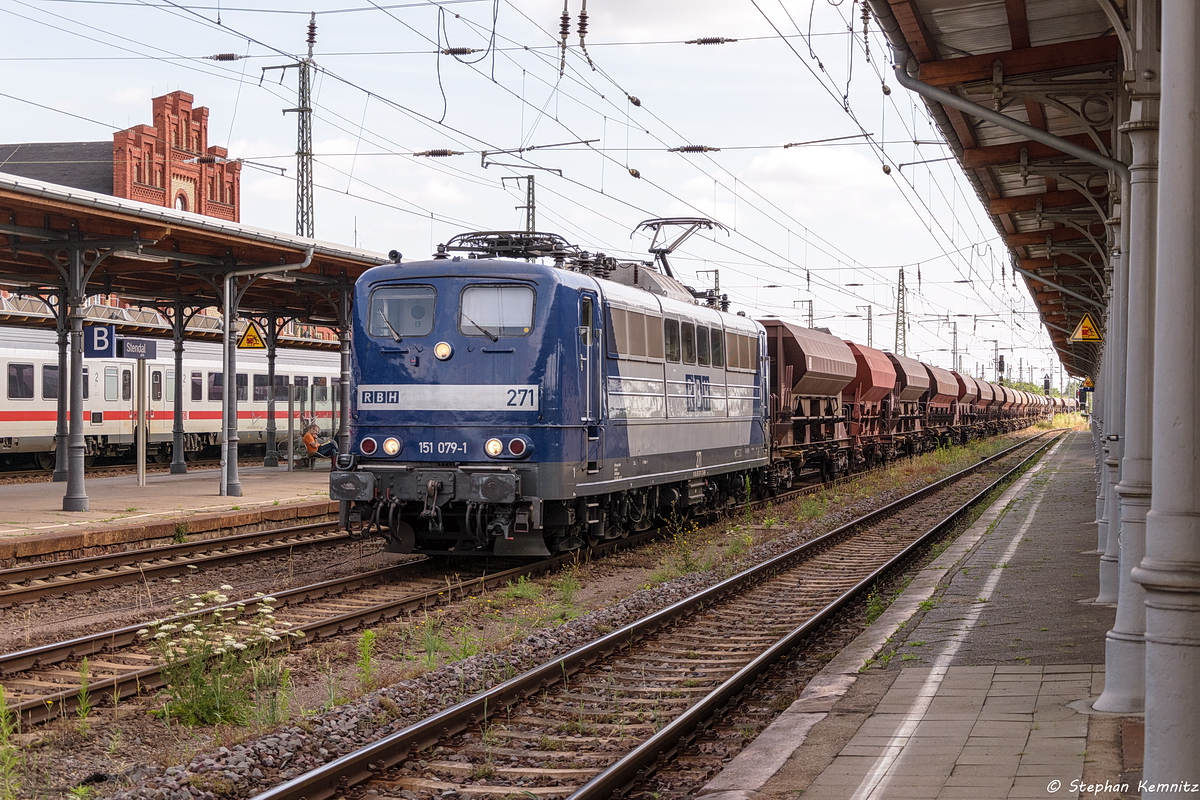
[419, 479, 447, 533]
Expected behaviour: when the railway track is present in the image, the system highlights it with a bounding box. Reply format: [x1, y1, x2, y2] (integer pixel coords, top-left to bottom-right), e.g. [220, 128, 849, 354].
[247, 431, 1057, 800]
[0, 526, 664, 726]
[0, 522, 349, 607]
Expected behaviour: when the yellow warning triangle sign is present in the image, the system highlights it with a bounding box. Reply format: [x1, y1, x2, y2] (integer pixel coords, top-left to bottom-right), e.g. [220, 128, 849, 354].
[237, 322, 267, 349]
[1068, 312, 1103, 342]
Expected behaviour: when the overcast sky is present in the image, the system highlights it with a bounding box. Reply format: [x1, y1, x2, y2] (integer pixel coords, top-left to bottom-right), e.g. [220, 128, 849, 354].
[0, 0, 1068, 386]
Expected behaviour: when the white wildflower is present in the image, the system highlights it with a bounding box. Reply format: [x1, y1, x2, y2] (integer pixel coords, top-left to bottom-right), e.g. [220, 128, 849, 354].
[219, 584, 234, 591]
[136, 628, 149, 637]
[181, 624, 197, 633]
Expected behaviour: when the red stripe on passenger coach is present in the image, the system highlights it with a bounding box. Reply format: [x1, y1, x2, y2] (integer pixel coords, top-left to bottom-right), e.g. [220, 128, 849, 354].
[0, 411, 59, 421]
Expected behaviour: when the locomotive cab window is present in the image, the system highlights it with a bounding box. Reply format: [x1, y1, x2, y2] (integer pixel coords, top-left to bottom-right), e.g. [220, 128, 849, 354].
[664, 319, 681, 363]
[460, 285, 534, 337]
[369, 285, 436, 339]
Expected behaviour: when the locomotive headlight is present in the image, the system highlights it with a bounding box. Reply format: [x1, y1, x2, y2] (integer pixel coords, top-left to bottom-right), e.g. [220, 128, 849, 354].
[484, 437, 504, 457]
[434, 341, 453, 360]
[382, 437, 402, 455]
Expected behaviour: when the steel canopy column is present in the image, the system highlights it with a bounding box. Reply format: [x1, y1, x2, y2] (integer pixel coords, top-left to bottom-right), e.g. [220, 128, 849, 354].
[223, 271, 243, 497]
[1097, 182, 1130, 603]
[1135, 0, 1200, 789]
[1094, 4, 1159, 712]
[263, 316, 279, 467]
[53, 289, 69, 482]
[63, 247, 89, 511]
[170, 298, 188, 474]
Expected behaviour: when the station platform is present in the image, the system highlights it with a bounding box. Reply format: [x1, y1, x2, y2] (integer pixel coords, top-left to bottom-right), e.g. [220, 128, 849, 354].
[0, 462, 336, 562]
[701, 431, 1148, 800]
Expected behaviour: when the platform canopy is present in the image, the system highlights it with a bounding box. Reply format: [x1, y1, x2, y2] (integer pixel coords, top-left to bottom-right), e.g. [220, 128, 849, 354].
[0, 173, 389, 321]
[867, 0, 1119, 378]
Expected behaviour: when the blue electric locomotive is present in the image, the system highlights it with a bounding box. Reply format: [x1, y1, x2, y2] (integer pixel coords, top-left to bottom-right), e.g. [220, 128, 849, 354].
[330, 229, 770, 556]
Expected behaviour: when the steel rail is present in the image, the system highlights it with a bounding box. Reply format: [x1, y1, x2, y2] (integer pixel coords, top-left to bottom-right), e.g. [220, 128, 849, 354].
[571, 432, 1060, 798]
[1, 524, 663, 725]
[251, 431, 1055, 800]
[0, 523, 345, 606]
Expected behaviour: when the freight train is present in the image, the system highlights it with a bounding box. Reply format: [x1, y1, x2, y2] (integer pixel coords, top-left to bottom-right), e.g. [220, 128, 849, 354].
[0, 326, 341, 469]
[329, 225, 1072, 557]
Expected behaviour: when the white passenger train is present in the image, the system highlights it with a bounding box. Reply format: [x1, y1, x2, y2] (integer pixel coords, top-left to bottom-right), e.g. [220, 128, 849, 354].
[0, 326, 341, 468]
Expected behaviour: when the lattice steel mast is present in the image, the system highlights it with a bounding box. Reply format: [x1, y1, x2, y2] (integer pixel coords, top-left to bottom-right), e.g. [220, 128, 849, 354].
[894, 267, 908, 356]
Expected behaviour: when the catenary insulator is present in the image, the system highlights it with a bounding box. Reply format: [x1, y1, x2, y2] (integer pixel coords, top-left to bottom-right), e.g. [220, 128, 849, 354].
[686, 37, 738, 45]
[669, 145, 721, 153]
[441, 47, 479, 55]
[627, 95, 641, 107]
[206, 53, 245, 61]
[413, 149, 464, 157]
[307, 18, 318, 48]
[628, 168, 641, 178]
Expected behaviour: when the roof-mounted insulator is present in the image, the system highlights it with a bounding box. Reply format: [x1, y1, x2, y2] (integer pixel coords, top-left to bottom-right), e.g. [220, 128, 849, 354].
[627, 95, 641, 107]
[558, 0, 571, 76]
[669, 145, 721, 153]
[442, 47, 479, 56]
[686, 37, 738, 45]
[206, 53, 246, 61]
[413, 149, 465, 157]
[577, 0, 595, 70]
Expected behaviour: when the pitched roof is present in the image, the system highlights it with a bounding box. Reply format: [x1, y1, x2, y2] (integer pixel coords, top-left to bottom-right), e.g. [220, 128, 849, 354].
[0, 141, 113, 195]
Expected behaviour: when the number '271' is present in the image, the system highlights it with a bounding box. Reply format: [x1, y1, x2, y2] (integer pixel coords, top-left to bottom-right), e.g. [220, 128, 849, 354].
[506, 388, 535, 407]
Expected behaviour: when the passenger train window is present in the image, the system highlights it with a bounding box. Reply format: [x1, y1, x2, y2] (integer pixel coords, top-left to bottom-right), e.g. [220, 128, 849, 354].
[253, 374, 270, 402]
[681, 322, 696, 364]
[460, 285, 535, 337]
[7, 363, 34, 399]
[192, 372, 203, 402]
[236, 373, 248, 402]
[105, 367, 119, 401]
[313, 376, 328, 403]
[664, 319, 681, 363]
[208, 372, 223, 402]
[369, 285, 436, 338]
[294, 375, 309, 402]
[697, 326, 710, 366]
[42, 365, 59, 400]
[166, 370, 175, 404]
[274, 375, 290, 401]
[122, 369, 132, 401]
[151, 371, 162, 401]
[82, 366, 88, 399]
[710, 328, 724, 368]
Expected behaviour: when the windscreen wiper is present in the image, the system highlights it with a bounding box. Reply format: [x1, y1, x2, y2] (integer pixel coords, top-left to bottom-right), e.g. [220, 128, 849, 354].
[377, 310, 403, 343]
[461, 311, 499, 342]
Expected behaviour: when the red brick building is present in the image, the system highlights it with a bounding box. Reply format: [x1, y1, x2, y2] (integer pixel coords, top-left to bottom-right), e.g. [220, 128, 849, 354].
[0, 90, 240, 221]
